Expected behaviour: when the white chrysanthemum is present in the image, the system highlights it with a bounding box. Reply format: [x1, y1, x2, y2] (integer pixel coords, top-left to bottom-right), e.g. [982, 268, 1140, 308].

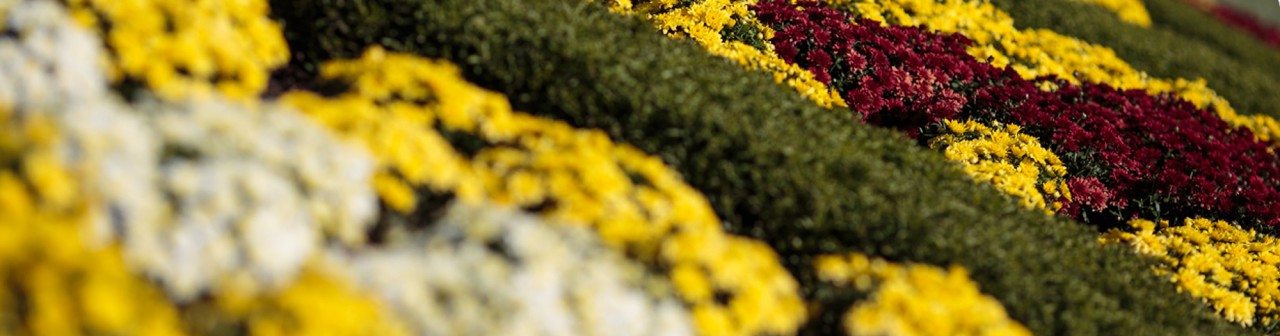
[336, 202, 695, 336]
[112, 97, 377, 299]
[0, 0, 105, 111]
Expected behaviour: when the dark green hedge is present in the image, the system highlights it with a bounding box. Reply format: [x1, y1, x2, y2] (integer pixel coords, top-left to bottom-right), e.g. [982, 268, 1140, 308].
[270, 0, 1246, 334]
[989, 0, 1280, 121]
[1144, 0, 1280, 75]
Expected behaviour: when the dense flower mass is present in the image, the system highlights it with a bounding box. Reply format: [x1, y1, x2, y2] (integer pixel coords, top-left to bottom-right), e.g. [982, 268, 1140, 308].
[753, 1, 976, 136]
[2, 0, 376, 302]
[9, 0, 1280, 333]
[824, 0, 1280, 146]
[607, 0, 1280, 329]
[104, 97, 377, 299]
[1100, 218, 1280, 327]
[604, 0, 846, 108]
[281, 47, 807, 335]
[815, 253, 1032, 336]
[752, 0, 1280, 230]
[189, 265, 410, 335]
[337, 202, 694, 336]
[928, 119, 1071, 213]
[979, 80, 1280, 228]
[63, 0, 289, 100]
[0, 2, 401, 334]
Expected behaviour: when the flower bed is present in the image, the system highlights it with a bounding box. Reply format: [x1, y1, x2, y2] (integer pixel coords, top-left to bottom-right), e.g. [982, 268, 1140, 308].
[3, 0, 1279, 334]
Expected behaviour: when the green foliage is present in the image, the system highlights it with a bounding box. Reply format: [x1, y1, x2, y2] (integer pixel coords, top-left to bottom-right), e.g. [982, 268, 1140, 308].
[988, 0, 1280, 121]
[271, 0, 1250, 334]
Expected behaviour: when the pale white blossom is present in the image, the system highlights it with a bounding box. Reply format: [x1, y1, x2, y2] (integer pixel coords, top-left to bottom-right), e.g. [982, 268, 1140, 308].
[336, 203, 695, 336]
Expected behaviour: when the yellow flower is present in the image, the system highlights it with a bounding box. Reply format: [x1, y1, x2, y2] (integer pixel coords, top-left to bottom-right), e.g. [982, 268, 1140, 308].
[1101, 217, 1280, 326]
[211, 264, 409, 336]
[817, 253, 1032, 336]
[929, 119, 1071, 213]
[614, 0, 846, 108]
[0, 128, 184, 336]
[672, 262, 715, 302]
[692, 305, 736, 335]
[66, 0, 289, 101]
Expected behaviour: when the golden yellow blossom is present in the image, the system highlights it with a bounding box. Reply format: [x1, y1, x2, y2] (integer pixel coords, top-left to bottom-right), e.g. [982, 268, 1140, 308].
[0, 103, 183, 336]
[604, 0, 846, 108]
[929, 119, 1071, 213]
[64, 0, 289, 101]
[1100, 218, 1280, 326]
[815, 253, 1032, 336]
[206, 263, 409, 336]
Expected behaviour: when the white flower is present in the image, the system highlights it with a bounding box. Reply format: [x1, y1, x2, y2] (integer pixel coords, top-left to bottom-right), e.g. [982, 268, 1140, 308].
[334, 202, 694, 336]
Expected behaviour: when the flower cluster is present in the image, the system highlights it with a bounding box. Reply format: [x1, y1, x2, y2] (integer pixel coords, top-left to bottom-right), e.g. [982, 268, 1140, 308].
[0, 2, 182, 334]
[336, 202, 694, 336]
[0, 1, 795, 333]
[1100, 218, 1280, 326]
[823, 0, 1280, 146]
[63, 0, 289, 100]
[189, 265, 410, 335]
[0, 205, 184, 336]
[0, 2, 433, 334]
[928, 119, 1071, 213]
[753, 0, 976, 136]
[815, 253, 1032, 336]
[603, 0, 846, 108]
[4, 0, 379, 304]
[101, 97, 377, 300]
[980, 80, 1280, 228]
[752, 0, 1280, 229]
[1073, 0, 1153, 27]
[281, 47, 807, 335]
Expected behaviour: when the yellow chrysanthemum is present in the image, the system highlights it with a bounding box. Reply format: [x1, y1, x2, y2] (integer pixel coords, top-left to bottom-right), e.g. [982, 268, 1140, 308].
[207, 263, 409, 336]
[604, 0, 846, 108]
[0, 103, 183, 336]
[1101, 218, 1280, 326]
[65, 0, 289, 101]
[815, 253, 1032, 336]
[929, 119, 1071, 213]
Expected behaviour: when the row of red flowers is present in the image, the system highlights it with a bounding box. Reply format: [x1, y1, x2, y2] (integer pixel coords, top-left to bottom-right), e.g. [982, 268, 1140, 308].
[753, 0, 1280, 230]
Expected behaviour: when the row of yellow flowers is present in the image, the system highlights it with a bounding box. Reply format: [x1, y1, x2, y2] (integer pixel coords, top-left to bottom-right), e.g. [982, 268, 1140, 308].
[283, 47, 807, 335]
[827, 0, 1280, 145]
[13, 0, 1277, 333]
[0, 0, 810, 335]
[816, 253, 1033, 336]
[1101, 218, 1280, 326]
